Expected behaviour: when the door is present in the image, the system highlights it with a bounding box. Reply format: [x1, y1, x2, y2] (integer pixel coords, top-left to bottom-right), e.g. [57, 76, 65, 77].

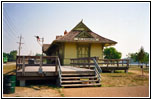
[77, 44, 90, 63]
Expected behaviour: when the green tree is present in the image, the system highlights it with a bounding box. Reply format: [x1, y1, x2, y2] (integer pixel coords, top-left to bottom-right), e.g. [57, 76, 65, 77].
[138, 47, 145, 64]
[127, 52, 140, 66]
[143, 52, 149, 67]
[138, 46, 146, 76]
[127, 47, 149, 67]
[35, 53, 42, 56]
[127, 52, 138, 62]
[3, 52, 9, 58]
[9, 50, 17, 61]
[103, 47, 122, 59]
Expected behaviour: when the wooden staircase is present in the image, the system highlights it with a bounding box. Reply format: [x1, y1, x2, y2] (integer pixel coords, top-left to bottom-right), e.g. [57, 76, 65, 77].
[61, 71, 101, 88]
[57, 57, 102, 88]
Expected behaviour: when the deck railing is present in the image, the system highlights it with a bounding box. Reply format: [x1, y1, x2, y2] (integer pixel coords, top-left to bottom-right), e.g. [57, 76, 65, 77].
[97, 59, 129, 67]
[16, 56, 59, 75]
[57, 57, 62, 86]
[70, 57, 98, 68]
[71, 57, 129, 68]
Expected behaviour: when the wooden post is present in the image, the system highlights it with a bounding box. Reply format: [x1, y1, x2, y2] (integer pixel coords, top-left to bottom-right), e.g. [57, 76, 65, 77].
[83, 59, 85, 68]
[141, 65, 144, 76]
[122, 60, 123, 67]
[127, 60, 129, 67]
[71, 59, 73, 66]
[55, 57, 58, 74]
[107, 60, 109, 67]
[117, 60, 119, 67]
[16, 56, 18, 76]
[125, 70, 128, 73]
[22, 56, 25, 76]
[88, 58, 90, 69]
[20, 80, 25, 87]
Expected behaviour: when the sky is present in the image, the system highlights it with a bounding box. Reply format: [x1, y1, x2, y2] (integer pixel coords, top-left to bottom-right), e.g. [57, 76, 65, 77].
[3, 2, 150, 58]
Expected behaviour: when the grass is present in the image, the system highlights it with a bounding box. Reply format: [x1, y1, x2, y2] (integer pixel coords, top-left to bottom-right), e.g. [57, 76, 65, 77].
[56, 88, 64, 97]
[101, 73, 149, 87]
[101, 65, 149, 87]
[3, 63, 16, 75]
[129, 65, 149, 73]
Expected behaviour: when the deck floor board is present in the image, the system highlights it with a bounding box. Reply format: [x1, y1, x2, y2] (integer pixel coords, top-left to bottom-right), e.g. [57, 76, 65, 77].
[17, 66, 93, 73]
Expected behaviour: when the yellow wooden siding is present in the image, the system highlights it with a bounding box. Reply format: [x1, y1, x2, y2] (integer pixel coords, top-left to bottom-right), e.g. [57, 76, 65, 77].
[90, 43, 103, 59]
[64, 43, 77, 65]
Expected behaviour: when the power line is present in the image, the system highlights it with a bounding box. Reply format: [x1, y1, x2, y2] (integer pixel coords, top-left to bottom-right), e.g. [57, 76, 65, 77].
[3, 8, 31, 55]
[3, 27, 18, 41]
[3, 16, 18, 37]
[3, 8, 19, 36]
[3, 30, 17, 42]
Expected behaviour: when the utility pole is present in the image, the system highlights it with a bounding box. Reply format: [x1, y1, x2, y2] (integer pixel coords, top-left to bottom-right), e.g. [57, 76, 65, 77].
[17, 35, 24, 56]
[35, 36, 44, 74]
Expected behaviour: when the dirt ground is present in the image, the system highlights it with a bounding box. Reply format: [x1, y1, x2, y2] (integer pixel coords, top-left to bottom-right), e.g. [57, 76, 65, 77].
[62, 86, 149, 97]
[3, 64, 149, 98]
[3, 87, 61, 97]
[3, 86, 149, 97]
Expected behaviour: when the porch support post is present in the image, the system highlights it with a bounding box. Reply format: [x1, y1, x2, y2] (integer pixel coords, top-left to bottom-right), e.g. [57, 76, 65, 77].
[20, 80, 25, 87]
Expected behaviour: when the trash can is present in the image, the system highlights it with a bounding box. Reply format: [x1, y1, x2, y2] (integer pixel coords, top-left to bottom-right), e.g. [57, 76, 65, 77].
[28, 59, 34, 64]
[3, 75, 16, 94]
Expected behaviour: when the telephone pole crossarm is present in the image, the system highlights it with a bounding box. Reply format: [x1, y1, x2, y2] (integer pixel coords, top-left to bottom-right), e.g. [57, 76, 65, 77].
[17, 35, 24, 56]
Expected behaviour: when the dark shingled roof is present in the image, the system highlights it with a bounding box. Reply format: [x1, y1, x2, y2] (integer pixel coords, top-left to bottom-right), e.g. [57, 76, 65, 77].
[43, 44, 50, 52]
[54, 31, 117, 44]
[43, 21, 117, 52]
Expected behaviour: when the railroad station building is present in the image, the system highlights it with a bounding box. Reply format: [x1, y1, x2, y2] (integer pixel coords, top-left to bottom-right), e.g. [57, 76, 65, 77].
[43, 21, 117, 65]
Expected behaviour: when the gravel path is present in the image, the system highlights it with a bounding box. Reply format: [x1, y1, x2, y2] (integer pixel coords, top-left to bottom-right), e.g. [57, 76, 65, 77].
[62, 86, 149, 97]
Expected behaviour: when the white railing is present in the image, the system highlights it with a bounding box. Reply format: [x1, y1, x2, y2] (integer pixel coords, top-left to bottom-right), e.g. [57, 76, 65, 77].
[92, 58, 102, 82]
[57, 57, 62, 86]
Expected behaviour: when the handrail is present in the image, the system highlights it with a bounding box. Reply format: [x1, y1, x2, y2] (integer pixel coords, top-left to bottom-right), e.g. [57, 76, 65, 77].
[57, 57, 62, 86]
[92, 58, 102, 82]
[92, 58, 102, 73]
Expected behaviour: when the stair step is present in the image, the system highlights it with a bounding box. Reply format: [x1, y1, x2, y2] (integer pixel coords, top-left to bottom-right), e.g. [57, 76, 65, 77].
[62, 76, 97, 80]
[62, 73, 95, 76]
[62, 71, 94, 74]
[61, 79, 99, 83]
[61, 83, 101, 87]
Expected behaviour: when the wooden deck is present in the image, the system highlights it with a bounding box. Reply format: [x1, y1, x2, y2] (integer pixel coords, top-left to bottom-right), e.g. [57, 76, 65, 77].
[16, 56, 128, 87]
[16, 65, 98, 87]
[16, 56, 103, 87]
[17, 66, 94, 77]
[17, 66, 93, 74]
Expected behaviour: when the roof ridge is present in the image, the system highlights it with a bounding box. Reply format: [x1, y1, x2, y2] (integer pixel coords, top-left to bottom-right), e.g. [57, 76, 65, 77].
[71, 21, 92, 32]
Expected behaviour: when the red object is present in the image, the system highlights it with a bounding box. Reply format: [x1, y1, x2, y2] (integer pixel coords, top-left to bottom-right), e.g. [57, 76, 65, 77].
[64, 30, 68, 35]
[36, 36, 40, 41]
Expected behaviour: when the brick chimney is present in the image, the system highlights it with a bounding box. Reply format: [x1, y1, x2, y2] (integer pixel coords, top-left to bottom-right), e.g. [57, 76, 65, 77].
[64, 30, 68, 35]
